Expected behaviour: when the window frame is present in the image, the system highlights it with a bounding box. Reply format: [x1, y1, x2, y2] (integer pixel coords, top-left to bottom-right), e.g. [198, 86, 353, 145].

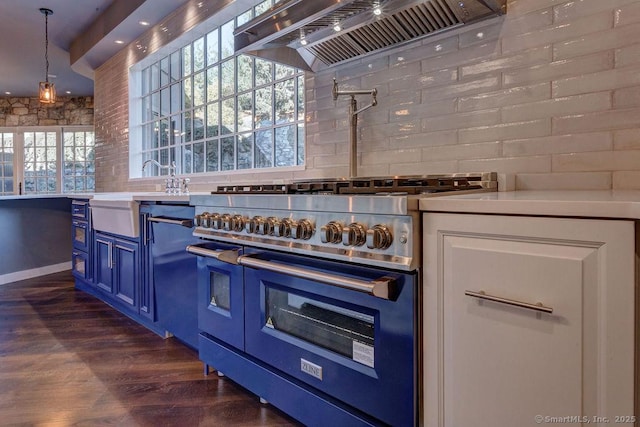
[129, 1, 305, 180]
[0, 126, 95, 195]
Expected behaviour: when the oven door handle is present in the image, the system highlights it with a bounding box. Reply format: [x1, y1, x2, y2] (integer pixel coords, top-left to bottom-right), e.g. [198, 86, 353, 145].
[186, 244, 399, 300]
[238, 255, 399, 301]
[149, 216, 194, 228]
[186, 244, 241, 264]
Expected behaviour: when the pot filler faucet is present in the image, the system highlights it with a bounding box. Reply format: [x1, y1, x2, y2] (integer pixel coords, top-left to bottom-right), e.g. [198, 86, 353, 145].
[332, 78, 377, 179]
[142, 159, 189, 194]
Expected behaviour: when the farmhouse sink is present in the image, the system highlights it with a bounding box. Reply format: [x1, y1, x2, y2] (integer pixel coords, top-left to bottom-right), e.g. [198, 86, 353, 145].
[90, 194, 140, 238]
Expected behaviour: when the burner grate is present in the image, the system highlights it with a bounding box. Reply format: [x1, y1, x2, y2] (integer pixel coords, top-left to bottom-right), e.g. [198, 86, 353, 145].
[213, 174, 495, 195]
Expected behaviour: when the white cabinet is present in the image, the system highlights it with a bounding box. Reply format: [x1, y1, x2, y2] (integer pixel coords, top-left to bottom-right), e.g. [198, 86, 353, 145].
[422, 213, 636, 427]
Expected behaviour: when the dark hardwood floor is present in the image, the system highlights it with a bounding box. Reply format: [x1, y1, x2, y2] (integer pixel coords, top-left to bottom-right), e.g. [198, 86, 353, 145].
[0, 271, 300, 426]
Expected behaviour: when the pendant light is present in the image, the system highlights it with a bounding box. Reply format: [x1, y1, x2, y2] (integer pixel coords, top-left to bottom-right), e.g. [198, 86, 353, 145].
[38, 8, 56, 104]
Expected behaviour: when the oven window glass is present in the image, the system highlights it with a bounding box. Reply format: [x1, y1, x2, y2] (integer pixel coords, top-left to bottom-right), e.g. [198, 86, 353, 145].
[209, 271, 230, 310]
[265, 287, 376, 367]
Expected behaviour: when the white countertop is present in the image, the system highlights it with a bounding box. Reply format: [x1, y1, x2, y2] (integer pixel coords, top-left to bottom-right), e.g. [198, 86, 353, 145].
[419, 190, 640, 220]
[68, 192, 211, 202]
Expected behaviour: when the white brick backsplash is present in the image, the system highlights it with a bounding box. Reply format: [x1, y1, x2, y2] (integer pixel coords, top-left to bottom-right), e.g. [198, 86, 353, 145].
[390, 160, 459, 176]
[421, 142, 502, 162]
[390, 131, 458, 149]
[554, 0, 638, 23]
[553, 150, 640, 171]
[91, 0, 640, 192]
[553, 108, 640, 134]
[460, 45, 552, 78]
[507, 0, 565, 15]
[614, 85, 640, 108]
[553, 66, 640, 97]
[460, 155, 552, 173]
[420, 42, 499, 74]
[362, 148, 422, 165]
[616, 43, 640, 68]
[502, 92, 612, 123]
[459, 119, 551, 144]
[390, 99, 456, 123]
[504, 132, 613, 156]
[554, 21, 640, 60]
[423, 109, 501, 133]
[614, 128, 640, 149]
[516, 172, 612, 190]
[421, 75, 501, 102]
[613, 171, 640, 189]
[615, 1, 640, 26]
[502, 11, 613, 54]
[499, 9, 553, 36]
[459, 82, 550, 112]
[503, 51, 614, 88]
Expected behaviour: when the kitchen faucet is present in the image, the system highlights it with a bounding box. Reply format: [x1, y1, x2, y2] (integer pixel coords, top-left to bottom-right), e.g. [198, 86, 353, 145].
[332, 78, 377, 179]
[142, 159, 189, 194]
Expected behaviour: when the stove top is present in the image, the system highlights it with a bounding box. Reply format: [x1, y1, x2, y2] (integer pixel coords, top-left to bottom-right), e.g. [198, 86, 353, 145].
[191, 173, 498, 270]
[214, 173, 497, 195]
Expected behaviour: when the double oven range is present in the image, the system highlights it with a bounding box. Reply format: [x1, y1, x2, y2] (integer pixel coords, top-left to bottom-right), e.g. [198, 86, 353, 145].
[186, 173, 497, 426]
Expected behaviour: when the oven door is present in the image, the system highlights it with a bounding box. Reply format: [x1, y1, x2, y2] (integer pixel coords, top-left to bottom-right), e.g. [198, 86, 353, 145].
[188, 242, 245, 350]
[243, 249, 417, 427]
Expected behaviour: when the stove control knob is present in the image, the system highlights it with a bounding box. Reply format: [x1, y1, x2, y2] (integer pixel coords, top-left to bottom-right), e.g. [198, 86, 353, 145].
[291, 219, 314, 240]
[231, 215, 245, 232]
[343, 223, 367, 246]
[366, 224, 393, 249]
[274, 218, 292, 238]
[321, 221, 343, 244]
[209, 213, 222, 230]
[221, 214, 232, 231]
[194, 212, 207, 227]
[246, 216, 263, 234]
[260, 217, 277, 235]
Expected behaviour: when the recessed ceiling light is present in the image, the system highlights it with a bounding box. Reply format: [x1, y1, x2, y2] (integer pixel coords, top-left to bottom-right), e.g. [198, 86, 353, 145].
[333, 23, 341, 32]
[139, 20, 150, 26]
[65, 91, 71, 94]
[115, 40, 124, 44]
[4, 92, 10, 95]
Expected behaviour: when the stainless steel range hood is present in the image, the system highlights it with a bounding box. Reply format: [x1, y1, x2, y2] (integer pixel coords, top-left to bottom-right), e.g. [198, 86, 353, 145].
[234, 0, 506, 71]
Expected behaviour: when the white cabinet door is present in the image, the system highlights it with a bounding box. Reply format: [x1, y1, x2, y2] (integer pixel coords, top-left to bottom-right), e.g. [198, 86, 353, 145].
[422, 213, 635, 427]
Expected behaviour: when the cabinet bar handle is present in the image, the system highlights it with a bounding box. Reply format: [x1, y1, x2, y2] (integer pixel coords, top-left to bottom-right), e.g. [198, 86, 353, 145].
[464, 290, 553, 314]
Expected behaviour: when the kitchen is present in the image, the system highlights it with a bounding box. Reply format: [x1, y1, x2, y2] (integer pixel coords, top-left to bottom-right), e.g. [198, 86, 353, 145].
[1, 0, 640, 425]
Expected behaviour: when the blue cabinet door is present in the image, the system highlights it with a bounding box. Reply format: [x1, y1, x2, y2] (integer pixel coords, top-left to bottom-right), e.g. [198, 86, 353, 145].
[94, 234, 113, 294]
[113, 238, 138, 312]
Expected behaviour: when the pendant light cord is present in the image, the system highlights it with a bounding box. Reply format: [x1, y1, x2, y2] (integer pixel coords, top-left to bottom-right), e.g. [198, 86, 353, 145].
[44, 10, 49, 83]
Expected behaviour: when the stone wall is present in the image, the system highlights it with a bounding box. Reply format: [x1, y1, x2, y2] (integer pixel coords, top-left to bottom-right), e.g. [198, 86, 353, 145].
[0, 96, 94, 127]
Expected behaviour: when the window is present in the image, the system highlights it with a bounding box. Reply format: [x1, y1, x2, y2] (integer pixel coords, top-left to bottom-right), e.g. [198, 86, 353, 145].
[0, 132, 14, 195]
[134, 0, 305, 178]
[63, 129, 95, 192]
[0, 127, 95, 194]
[23, 131, 57, 193]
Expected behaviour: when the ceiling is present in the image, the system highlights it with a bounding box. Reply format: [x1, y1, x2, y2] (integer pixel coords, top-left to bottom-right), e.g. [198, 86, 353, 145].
[0, 0, 191, 98]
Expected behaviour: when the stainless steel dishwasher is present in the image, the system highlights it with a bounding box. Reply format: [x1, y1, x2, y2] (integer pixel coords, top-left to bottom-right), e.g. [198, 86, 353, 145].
[142, 203, 201, 349]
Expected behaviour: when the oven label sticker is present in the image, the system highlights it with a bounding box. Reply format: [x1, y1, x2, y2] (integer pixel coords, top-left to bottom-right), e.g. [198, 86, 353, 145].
[301, 358, 323, 380]
[353, 341, 375, 368]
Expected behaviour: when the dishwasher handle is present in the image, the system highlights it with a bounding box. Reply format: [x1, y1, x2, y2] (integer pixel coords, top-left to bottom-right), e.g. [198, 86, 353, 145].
[186, 244, 398, 301]
[149, 216, 194, 228]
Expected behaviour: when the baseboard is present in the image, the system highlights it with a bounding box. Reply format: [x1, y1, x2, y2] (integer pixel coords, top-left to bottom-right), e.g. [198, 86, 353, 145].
[0, 262, 71, 285]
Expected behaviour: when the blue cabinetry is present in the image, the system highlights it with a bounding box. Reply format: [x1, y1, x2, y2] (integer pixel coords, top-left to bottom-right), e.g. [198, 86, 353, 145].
[94, 232, 139, 314]
[73, 199, 162, 336]
[71, 199, 92, 283]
